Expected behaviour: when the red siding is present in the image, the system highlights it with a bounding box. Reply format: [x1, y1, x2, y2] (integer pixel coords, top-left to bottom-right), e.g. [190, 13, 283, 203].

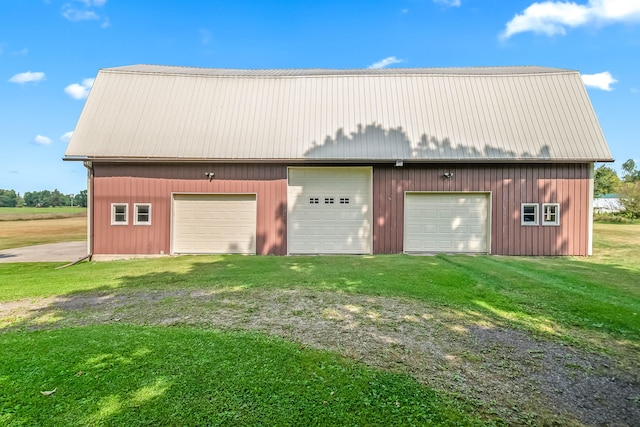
[92, 163, 287, 255]
[91, 162, 592, 257]
[372, 163, 592, 256]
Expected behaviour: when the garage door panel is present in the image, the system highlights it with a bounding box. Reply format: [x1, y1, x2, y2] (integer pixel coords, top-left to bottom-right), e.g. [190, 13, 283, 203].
[288, 167, 372, 254]
[173, 194, 256, 254]
[405, 193, 489, 253]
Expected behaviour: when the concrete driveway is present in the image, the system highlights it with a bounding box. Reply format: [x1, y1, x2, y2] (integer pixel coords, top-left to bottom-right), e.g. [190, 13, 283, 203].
[0, 241, 88, 263]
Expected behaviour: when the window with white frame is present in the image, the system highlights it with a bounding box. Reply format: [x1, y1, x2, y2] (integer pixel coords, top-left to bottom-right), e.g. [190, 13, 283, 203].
[134, 203, 152, 225]
[111, 203, 128, 225]
[542, 203, 560, 226]
[521, 203, 538, 226]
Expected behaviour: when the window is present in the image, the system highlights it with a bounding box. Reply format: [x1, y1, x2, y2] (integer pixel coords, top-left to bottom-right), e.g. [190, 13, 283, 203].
[309, 197, 319, 204]
[542, 203, 560, 226]
[339, 197, 350, 204]
[521, 203, 538, 226]
[111, 203, 128, 225]
[324, 197, 334, 204]
[134, 203, 152, 225]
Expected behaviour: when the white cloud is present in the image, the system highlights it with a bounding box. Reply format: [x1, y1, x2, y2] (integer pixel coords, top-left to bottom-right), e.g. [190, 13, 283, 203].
[34, 135, 52, 145]
[60, 131, 74, 142]
[62, 7, 99, 22]
[75, 0, 108, 7]
[581, 71, 618, 90]
[502, 0, 640, 39]
[9, 71, 45, 84]
[434, 0, 461, 7]
[200, 29, 212, 45]
[368, 56, 404, 69]
[12, 48, 28, 56]
[64, 78, 94, 100]
[62, 1, 109, 25]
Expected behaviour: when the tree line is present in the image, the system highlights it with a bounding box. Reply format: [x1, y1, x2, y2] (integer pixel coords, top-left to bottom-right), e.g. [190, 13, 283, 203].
[0, 189, 87, 208]
[594, 159, 640, 219]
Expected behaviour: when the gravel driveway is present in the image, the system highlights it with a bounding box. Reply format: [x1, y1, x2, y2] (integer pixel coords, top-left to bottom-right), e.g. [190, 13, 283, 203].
[0, 241, 87, 263]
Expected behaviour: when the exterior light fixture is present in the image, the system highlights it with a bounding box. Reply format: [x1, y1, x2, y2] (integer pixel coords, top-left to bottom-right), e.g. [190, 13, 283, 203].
[204, 172, 215, 181]
[443, 172, 454, 178]
[395, 160, 403, 167]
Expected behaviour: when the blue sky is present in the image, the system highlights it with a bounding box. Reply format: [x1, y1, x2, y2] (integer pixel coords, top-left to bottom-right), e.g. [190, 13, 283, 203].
[1, 0, 639, 195]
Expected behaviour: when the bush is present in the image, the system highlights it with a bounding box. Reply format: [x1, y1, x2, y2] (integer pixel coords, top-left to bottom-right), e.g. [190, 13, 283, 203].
[593, 212, 636, 223]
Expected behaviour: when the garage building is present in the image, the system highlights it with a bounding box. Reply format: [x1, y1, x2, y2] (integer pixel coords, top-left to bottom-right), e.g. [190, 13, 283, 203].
[63, 65, 612, 258]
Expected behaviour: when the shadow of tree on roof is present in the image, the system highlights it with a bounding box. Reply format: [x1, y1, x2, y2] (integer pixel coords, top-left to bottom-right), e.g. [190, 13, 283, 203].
[305, 123, 414, 160]
[304, 123, 552, 160]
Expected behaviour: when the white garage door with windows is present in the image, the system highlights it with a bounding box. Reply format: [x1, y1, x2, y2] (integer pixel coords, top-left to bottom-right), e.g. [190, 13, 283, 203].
[172, 193, 257, 254]
[287, 167, 372, 254]
[404, 192, 490, 253]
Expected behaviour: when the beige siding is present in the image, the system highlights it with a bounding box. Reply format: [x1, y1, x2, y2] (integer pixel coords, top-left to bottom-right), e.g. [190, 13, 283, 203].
[66, 66, 611, 163]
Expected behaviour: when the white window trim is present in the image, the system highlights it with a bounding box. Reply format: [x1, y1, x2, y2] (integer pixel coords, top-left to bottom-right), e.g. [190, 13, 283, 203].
[521, 203, 539, 226]
[134, 203, 152, 225]
[542, 203, 560, 226]
[111, 203, 128, 225]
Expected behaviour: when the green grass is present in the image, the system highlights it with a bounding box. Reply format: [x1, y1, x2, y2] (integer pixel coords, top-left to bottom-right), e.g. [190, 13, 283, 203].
[0, 325, 493, 427]
[0, 207, 86, 215]
[1, 223, 638, 425]
[1, 232, 639, 349]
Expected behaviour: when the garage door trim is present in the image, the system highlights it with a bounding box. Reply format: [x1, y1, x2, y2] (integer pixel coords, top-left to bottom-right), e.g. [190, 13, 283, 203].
[403, 191, 492, 254]
[287, 166, 373, 255]
[171, 192, 258, 255]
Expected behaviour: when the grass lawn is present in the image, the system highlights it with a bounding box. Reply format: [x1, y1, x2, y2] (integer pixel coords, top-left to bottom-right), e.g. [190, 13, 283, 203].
[0, 206, 86, 221]
[0, 325, 491, 427]
[0, 216, 86, 250]
[0, 223, 638, 425]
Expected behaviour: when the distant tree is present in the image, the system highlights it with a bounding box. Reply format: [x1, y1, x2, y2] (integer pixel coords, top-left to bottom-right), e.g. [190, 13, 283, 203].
[74, 190, 88, 208]
[49, 189, 64, 207]
[622, 159, 640, 183]
[593, 165, 620, 196]
[23, 192, 36, 207]
[0, 189, 18, 207]
[618, 181, 640, 219]
[23, 190, 51, 207]
[22, 189, 87, 207]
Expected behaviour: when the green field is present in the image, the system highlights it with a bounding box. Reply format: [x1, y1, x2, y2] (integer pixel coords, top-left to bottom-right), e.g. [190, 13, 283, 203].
[0, 206, 86, 221]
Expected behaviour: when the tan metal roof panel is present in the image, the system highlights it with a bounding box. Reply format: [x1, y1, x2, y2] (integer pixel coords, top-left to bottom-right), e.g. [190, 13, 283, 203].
[65, 65, 613, 162]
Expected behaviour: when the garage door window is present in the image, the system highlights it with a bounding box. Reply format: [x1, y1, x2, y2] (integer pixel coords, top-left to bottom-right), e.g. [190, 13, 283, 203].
[134, 203, 152, 225]
[521, 203, 538, 226]
[111, 203, 128, 225]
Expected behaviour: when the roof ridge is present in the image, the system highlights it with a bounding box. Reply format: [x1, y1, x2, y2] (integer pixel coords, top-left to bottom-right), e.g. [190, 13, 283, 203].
[104, 64, 576, 77]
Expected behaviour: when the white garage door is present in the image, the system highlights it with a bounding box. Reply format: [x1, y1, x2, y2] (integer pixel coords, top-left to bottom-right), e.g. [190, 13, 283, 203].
[172, 194, 256, 254]
[287, 167, 372, 254]
[404, 192, 489, 253]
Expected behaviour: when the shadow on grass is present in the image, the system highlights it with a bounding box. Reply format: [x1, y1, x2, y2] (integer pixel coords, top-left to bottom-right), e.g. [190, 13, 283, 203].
[1, 325, 490, 426]
[2, 254, 639, 353]
[2, 254, 640, 425]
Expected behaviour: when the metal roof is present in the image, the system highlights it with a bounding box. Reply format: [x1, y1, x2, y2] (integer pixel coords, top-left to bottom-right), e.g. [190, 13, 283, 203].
[64, 64, 613, 163]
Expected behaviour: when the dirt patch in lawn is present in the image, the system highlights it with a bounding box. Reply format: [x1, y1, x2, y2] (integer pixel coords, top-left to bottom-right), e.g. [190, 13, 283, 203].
[2, 288, 639, 426]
